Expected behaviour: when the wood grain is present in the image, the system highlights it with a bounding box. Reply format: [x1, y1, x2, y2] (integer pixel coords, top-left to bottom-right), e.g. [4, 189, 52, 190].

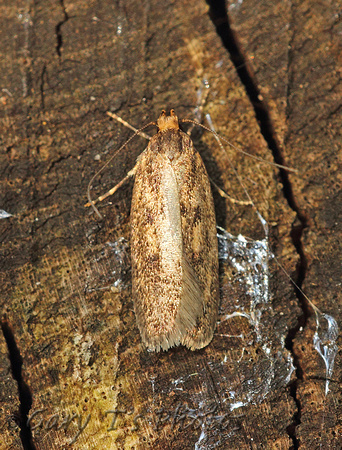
[0, 0, 340, 448]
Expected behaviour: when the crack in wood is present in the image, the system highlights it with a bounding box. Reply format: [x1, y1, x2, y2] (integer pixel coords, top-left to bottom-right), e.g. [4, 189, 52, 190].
[205, 1, 314, 447]
[55, 0, 69, 58]
[1, 317, 36, 450]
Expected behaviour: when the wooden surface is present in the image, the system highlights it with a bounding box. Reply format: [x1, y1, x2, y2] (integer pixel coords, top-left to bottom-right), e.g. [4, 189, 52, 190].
[0, 0, 340, 448]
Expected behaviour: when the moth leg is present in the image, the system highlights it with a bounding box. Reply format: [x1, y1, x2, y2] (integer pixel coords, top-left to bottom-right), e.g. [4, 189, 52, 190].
[210, 178, 252, 206]
[85, 165, 137, 207]
[106, 111, 151, 141]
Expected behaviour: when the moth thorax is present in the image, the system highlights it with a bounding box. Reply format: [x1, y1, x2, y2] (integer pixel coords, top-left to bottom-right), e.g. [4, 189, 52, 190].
[157, 110, 179, 132]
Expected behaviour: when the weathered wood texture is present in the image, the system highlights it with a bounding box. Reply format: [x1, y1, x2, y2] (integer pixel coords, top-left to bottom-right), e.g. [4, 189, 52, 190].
[227, 1, 342, 448]
[0, 0, 340, 449]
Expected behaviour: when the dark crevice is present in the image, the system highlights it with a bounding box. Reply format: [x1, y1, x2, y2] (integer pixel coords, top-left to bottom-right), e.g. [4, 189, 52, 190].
[206, 2, 311, 449]
[46, 153, 73, 174]
[284, 222, 307, 449]
[40, 63, 46, 110]
[55, 0, 69, 57]
[1, 317, 36, 450]
[205, 1, 307, 222]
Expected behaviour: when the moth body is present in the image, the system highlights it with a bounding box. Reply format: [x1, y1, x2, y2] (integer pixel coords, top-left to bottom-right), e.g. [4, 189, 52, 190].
[131, 110, 219, 351]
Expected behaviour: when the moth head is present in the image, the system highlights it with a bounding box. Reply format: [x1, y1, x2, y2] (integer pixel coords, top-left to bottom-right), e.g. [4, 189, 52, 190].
[157, 109, 179, 132]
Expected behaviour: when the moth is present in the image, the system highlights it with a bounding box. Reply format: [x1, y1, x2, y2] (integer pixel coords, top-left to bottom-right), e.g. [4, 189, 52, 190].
[131, 110, 219, 351]
[88, 110, 219, 352]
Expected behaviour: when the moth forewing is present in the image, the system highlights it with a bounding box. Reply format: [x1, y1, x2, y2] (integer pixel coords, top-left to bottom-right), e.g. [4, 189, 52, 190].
[130, 110, 219, 351]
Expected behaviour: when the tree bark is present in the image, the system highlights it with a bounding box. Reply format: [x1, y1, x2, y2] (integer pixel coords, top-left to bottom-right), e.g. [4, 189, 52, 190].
[0, 0, 340, 448]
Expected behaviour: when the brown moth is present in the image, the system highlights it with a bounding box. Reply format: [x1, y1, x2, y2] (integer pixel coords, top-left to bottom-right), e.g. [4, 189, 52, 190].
[130, 110, 219, 351]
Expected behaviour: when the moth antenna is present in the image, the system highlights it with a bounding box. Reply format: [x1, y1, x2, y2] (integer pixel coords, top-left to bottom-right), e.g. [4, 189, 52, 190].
[181, 118, 298, 173]
[86, 118, 155, 219]
[272, 256, 317, 316]
[271, 243, 339, 392]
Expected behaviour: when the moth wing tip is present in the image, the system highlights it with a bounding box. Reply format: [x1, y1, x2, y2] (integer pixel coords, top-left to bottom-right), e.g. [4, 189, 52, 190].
[182, 330, 215, 351]
[142, 327, 215, 352]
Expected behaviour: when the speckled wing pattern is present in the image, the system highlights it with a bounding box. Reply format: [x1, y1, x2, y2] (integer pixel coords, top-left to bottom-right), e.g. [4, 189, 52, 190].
[130, 112, 219, 351]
